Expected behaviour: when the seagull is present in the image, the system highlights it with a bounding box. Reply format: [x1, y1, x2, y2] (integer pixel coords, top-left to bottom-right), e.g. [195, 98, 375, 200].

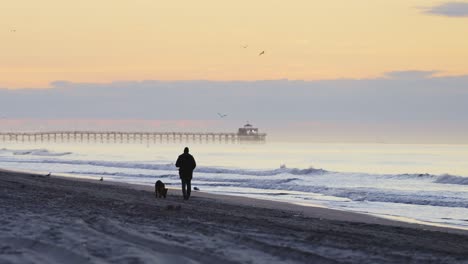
[241, 44, 248, 48]
[259, 51, 265, 56]
[217, 113, 228, 118]
[46, 172, 51, 177]
[99, 177, 103, 181]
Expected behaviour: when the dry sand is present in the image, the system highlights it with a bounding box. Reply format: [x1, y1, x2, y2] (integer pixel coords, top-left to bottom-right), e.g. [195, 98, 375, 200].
[1, 169, 468, 264]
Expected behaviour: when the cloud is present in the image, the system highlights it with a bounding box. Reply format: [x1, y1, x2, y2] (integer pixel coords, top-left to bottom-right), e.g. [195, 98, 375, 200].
[422, 2, 468, 17]
[1, 72, 468, 124]
[3, 73, 468, 142]
[384, 71, 439, 80]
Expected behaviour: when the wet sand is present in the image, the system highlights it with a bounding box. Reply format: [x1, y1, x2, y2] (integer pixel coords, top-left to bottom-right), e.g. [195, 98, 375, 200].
[1, 169, 468, 264]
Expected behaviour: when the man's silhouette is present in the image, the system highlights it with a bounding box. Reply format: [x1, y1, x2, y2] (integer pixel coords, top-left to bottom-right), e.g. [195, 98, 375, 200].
[175, 147, 196, 200]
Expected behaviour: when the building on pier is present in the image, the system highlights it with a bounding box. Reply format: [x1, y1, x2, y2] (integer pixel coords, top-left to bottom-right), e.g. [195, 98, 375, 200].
[237, 123, 266, 142]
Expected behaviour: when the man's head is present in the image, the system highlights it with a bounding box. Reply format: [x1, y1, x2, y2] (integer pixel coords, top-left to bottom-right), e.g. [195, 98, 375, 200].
[184, 147, 189, 154]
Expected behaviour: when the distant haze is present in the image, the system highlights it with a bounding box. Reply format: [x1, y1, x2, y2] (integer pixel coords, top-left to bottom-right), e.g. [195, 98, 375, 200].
[1, 71, 468, 143]
[2, 1, 468, 143]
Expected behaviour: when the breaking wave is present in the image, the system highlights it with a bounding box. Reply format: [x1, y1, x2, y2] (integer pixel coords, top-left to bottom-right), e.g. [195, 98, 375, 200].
[434, 174, 468, 185]
[0, 156, 326, 177]
[1, 147, 468, 210]
[1, 148, 71, 157]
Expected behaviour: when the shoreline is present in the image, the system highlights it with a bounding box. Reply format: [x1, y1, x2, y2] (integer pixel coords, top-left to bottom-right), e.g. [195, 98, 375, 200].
[4, 168, 468, 235]
[49, 171, 468, 235]
[2, 168, 468, 263]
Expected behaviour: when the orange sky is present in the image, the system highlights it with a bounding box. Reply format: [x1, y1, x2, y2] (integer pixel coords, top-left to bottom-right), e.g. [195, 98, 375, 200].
[1, 0, 468, 88]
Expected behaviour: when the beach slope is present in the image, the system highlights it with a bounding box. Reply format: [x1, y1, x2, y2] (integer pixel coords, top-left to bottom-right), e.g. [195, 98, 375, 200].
[1, 170, 468, 264]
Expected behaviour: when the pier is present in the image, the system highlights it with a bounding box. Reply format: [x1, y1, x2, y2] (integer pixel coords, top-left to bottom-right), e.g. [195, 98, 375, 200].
[0, 128, 266, 143]
[0, 131, 265, 144]
[0, 124, 266, 144]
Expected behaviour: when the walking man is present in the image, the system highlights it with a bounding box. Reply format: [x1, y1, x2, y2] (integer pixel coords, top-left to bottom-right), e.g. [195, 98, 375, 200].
[175, 147, 196, 200]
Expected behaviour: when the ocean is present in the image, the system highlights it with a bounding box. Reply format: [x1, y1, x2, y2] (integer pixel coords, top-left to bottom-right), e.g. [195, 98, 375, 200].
[1, 141, 467, 229]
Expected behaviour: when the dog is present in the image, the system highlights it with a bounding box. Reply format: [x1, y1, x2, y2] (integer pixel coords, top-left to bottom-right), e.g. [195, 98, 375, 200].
[155, 180, 168, 198]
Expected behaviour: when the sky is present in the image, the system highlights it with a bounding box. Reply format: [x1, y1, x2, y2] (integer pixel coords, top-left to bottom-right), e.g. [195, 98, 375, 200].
[1, 1, 468, 143]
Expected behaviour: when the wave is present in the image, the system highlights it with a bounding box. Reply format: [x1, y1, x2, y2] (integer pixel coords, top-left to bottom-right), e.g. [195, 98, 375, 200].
[196, 166, 326, 176]
[434, 174, 468, 185]
[188, 174, 468, 209]
[1, 148, 71, 157]
[0, 156, 327, 177]
[2, 149, 468, 188]
[385, 173, 436, 180]
[198, 180, 468, 209]
[64, 171, 178, 179]
[302, 187, 468, 208]
[2, 149, 467, 209]
[2, 153, 467, 187]
[378, 173, 468, 186]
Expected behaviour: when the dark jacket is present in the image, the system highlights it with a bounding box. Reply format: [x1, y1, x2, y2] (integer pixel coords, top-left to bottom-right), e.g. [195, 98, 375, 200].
[176, 153, 196, 180]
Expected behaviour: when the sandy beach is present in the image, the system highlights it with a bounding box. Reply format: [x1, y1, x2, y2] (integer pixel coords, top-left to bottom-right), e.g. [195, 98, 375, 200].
[1, 169, 468, 264]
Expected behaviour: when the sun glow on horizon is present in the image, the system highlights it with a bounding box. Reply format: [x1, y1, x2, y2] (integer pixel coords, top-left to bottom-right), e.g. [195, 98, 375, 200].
[1, 0, 468, 88]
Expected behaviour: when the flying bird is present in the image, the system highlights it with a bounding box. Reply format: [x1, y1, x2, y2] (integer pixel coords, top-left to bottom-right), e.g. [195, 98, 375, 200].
[217, 113, 228, 118]
[259, 51, 265, 56]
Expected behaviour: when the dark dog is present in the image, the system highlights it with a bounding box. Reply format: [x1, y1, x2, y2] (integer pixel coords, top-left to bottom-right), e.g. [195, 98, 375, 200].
[155, 180, 168, 198]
